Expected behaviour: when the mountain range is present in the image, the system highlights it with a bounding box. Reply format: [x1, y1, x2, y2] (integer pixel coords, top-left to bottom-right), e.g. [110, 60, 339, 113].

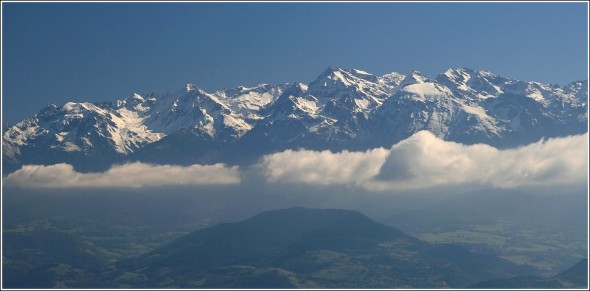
[3, 67, 587, 172]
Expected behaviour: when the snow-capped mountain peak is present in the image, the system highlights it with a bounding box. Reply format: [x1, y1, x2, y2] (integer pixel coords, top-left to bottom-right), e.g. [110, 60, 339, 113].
[399, 70, 429, 87]
[131, 93, 145, 102]
[350, 68, 379, 83]
[281, 82, 308, 97]
[379, 72, 406, 91]
[440, 68, 474, 84]
[186, 83, 198, 92]
[436, 68, 505, 99]
[307, 67, 358, 96]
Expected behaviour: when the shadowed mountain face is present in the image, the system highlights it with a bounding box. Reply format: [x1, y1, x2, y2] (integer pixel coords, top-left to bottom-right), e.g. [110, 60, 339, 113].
[384, 189, 588, 275]
[3, 67, 587, 172]
[468, 258, 588, 289]
[103, 207, 536, 288]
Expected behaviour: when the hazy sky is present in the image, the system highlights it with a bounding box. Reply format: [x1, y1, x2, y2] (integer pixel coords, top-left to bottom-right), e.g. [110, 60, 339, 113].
[2, 2, 588, 124]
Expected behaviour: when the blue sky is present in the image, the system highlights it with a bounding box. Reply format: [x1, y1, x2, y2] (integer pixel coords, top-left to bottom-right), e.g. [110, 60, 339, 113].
[2, 2, 588, 124]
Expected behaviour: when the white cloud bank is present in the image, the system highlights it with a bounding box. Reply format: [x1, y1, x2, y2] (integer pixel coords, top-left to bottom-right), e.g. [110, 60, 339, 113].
[4, 131, 586, 190]
[3, 162, 241, 188]
[258, 148, 389, 187]
[259, 131, 588, 191]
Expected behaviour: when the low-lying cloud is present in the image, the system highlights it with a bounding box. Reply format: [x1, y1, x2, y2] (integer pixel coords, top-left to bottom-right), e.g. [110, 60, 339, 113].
[4, 131, 586, 191]
[259, 131, 588, 190]
[3, 162, 241, 188]
[258, 148, 389, 187]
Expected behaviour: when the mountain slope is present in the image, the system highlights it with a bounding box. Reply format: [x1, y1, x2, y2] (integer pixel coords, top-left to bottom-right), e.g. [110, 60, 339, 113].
[384, 190, 588, 275]
[106, 207, 536, 288]
[468, 258, 588, 288]
[3, 229, 107, 288]
[3, 67, 587, 172]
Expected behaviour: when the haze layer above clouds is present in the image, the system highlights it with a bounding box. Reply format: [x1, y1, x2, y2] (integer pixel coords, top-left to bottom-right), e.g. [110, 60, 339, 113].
[4, 131, 587, 191]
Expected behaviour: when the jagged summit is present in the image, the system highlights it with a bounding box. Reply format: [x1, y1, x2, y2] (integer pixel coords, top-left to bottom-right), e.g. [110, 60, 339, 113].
[186, 83, 197, 92]
[394, 70, 427, 91]
[3, 67, 587, 172]
[307, 67, 360, 97]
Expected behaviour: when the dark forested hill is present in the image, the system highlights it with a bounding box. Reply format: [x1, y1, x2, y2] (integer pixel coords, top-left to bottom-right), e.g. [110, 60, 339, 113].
[105, 207, 536, 288]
